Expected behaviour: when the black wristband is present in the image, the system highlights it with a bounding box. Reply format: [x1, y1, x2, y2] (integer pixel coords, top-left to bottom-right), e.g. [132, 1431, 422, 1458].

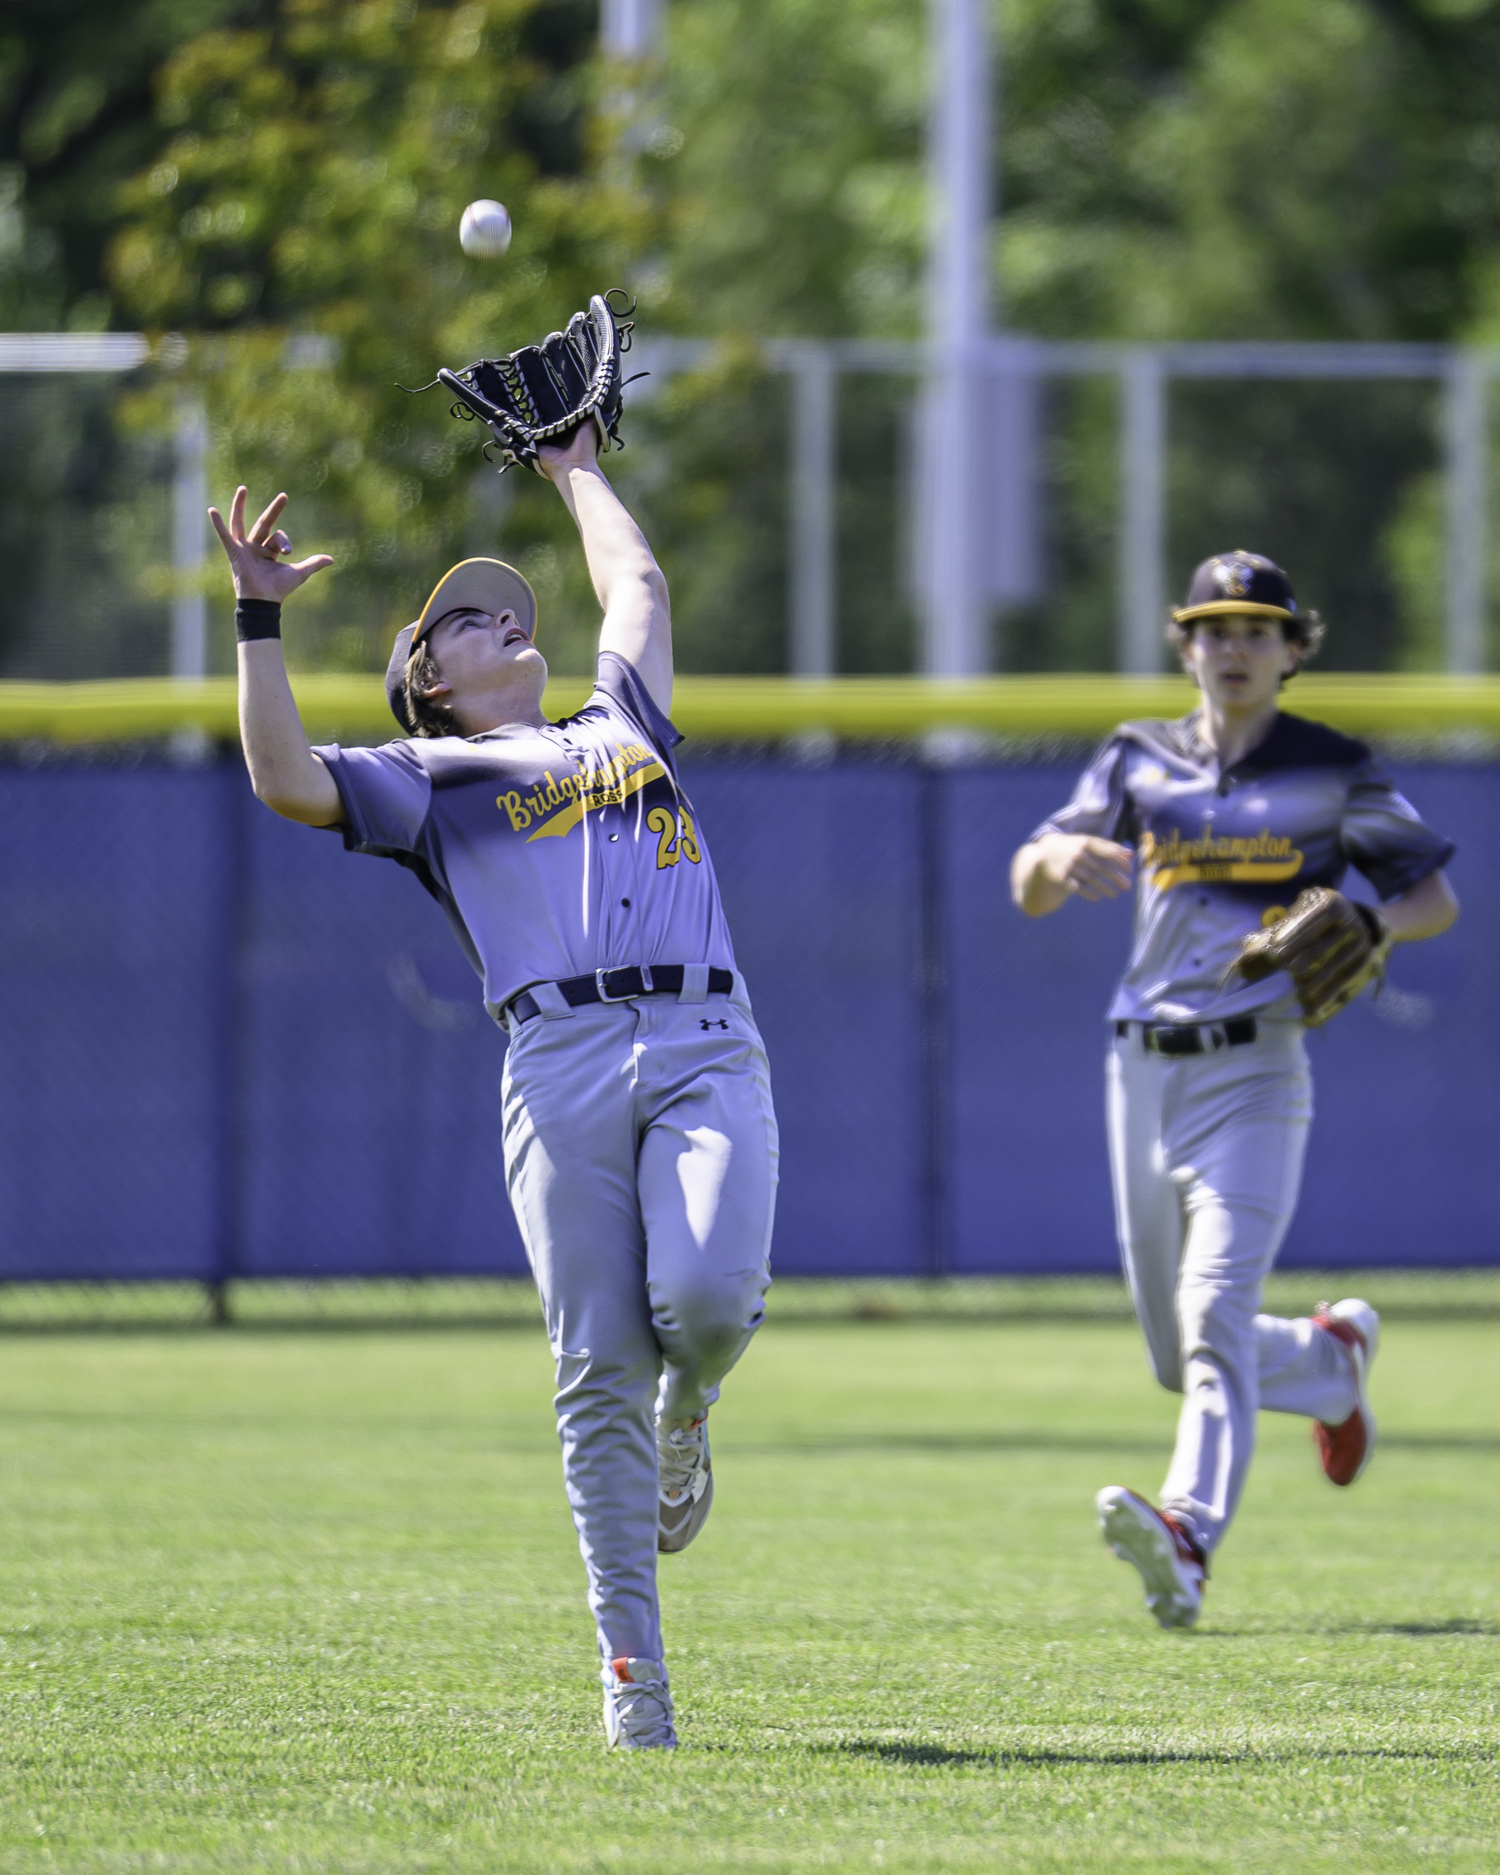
[235, 598, 283, 643]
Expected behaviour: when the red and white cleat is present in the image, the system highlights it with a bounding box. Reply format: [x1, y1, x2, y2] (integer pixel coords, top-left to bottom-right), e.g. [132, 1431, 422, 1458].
[1096, 1486, 1206, 1629]
[1312, 1298, 1379, 1486]
[602, 1656, 677, 1749]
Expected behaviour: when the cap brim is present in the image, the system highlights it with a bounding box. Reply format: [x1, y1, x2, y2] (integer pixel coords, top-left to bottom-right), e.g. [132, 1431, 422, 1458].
[1172, 601, 1296, 623]
[413, 558, 537, 648]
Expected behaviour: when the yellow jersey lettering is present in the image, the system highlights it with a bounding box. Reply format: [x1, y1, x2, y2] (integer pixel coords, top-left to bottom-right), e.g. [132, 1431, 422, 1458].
[1141, 824, 1303, 891]
[647, 804, 680, 868]
[496, 739, 686, 844]
[643, 804, 704, 869]
[678, 808, 702, 864]
[525, 757, 669, 841]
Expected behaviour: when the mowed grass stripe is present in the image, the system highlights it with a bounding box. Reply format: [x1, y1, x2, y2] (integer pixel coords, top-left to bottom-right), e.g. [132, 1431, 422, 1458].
[0, 1316, 1496, 1872]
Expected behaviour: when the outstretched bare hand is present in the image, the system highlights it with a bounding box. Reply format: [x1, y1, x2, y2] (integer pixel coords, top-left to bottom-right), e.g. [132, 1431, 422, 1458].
[208, 486, 334, 603]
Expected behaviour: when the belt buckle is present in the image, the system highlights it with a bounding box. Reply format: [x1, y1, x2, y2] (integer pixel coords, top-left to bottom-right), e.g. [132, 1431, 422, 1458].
[596, 965, 650, 1003]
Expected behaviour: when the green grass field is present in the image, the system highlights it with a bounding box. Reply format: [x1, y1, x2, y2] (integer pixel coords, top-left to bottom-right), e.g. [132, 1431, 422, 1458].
[2, 1288, 1498, 1872]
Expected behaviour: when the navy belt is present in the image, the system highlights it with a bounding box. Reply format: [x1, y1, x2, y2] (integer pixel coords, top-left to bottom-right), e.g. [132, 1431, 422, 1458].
[1117, 1017, 1258, 1057]
[506, 965, 734, 1028]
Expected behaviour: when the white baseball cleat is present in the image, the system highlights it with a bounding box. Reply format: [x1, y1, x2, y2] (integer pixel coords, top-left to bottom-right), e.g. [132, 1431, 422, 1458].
[1311, 1297, 1379, 1486]
[1097, 1486, 1207, 1630]
[657, 1413, 714, 1553]
[602, 1656, 677, 1749]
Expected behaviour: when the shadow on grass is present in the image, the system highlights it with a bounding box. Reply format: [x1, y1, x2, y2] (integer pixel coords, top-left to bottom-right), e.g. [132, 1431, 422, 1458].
[1355, 1618, 1500, 1637]
[829, 1739, 1497, 1769]
[831, 1741, 1002, 1768]
[831, 1740, 1278, 1769]
[731, 1432, 1172, 1456]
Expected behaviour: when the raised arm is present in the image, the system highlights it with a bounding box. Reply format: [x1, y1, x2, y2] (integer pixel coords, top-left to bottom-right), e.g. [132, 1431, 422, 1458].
[209, 486, 344, 826]
[539, 426, 672, 714]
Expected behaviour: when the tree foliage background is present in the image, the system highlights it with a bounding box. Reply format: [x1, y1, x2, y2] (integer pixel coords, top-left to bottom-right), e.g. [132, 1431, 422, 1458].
[4, 0, 1500, 678]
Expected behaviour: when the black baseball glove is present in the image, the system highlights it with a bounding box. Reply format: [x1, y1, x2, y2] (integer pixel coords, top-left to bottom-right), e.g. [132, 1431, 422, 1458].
[1220, 886, 1393, 1028]
[434, 291, 635, 474]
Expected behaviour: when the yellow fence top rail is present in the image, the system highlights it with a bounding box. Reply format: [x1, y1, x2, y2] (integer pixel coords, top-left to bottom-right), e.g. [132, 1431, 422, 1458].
[1, 673, 1499, 746]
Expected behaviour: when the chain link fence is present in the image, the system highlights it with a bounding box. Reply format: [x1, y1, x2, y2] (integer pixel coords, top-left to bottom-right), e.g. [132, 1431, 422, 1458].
[0, 749, 1494, 1329]
[2, 337, 1497, 684]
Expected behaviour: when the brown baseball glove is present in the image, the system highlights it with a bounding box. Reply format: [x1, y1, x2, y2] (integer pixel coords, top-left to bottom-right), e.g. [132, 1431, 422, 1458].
[1220, 886, 1393, 1028]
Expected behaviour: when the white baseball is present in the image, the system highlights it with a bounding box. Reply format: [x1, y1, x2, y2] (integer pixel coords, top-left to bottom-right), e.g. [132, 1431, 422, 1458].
[459, 200, 512, 259]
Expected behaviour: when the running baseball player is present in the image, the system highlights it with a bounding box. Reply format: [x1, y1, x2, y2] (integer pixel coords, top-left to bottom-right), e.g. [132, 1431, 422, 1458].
[209, 420, 777, 1749]
[1010, 551, 1457, 1629]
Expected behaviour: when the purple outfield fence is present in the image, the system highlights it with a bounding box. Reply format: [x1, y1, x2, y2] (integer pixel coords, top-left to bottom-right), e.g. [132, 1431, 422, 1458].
[0, 754, 1492, 1284]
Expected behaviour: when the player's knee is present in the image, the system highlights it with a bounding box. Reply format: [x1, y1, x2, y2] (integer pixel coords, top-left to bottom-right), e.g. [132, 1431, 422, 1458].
[678, 1295, 760, 1360]
[654, 1275, 765, 1360]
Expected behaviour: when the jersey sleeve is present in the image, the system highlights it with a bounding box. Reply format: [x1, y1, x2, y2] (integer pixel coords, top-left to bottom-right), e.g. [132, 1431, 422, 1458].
[1341, 759, 1455, 900]
[1028, 736, 1136, 846]
[590, 651, 683, 770]
[310, 739, 434, 857]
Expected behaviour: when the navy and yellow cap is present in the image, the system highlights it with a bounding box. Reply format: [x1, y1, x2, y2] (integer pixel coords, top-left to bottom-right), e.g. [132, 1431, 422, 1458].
[384, 558, 538, 733]
[1173, 551, 1299, 625]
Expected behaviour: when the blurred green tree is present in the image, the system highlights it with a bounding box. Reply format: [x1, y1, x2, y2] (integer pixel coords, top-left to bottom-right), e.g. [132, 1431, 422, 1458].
[0, 0, 256, 331]
[641, 0, 1500, 672]
[1003, 0, 1500, 346]
[998, 0, 1500, 669]
[12, 0, 1500, 675]
[0, 0, 255, 678]
[104, 0, 634, 676]
[617, 0, 929, 673]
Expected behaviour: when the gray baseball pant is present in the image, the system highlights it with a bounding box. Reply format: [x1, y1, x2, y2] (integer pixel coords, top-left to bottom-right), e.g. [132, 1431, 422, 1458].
[500, 975, 778, 1666]
[1105, 1021, 1358, 1557]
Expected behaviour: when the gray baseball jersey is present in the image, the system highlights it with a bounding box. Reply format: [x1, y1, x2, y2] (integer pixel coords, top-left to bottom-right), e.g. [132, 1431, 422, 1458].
[313, 651, 736, 1014]
[1033, 710, 1454, 1024]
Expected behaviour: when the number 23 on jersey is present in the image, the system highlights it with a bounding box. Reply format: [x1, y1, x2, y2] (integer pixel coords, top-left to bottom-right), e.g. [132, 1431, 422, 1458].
[646, 805, 702, 870]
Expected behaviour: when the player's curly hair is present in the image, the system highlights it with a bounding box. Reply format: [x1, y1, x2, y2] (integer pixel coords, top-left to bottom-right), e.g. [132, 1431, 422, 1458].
[402, 640, 459, 738]
[1165, 608, 1326, 681]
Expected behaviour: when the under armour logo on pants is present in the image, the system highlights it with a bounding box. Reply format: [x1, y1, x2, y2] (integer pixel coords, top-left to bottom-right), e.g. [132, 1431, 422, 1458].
[700, 1018, 729, 1031]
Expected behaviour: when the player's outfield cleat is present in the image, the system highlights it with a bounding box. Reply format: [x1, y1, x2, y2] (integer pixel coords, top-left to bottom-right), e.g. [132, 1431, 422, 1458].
[602, 1656, 677, 1749]
[657, 1414, 714, 1553]
[1312, 1298, 1379, 1486]
[1097, 1486, 1206, 1630]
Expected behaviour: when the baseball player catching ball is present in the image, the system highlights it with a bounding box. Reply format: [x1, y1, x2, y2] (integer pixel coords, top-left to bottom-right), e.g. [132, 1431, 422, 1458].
[1010, 551, 1457, 1629]
[210, 420, 777, 1749]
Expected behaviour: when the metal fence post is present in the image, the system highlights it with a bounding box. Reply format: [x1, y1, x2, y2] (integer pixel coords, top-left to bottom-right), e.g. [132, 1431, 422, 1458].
[172, 400, 209, 681]
[789, 346, 836, 677]
[917, 765, 949, 1276]
[206, 756, 249, 1325]
[1444, 351, 1488, 675]
[1118, 349, 1166, 674]
[920, 0, 992, 676]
